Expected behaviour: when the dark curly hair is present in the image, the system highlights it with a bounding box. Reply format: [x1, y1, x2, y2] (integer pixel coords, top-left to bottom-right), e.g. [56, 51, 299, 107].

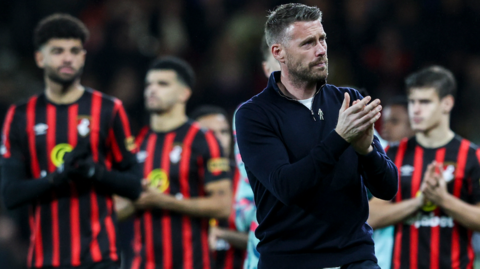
[34, 13, 90, 50]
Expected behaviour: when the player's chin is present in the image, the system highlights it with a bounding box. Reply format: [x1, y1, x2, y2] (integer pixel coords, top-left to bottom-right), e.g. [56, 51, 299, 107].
[411, 126, 425, 133]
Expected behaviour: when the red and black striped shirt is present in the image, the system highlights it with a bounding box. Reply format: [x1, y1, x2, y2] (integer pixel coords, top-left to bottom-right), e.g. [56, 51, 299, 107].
[1, 88, 138, 268]
[129, 121, 231, 269]
[212, 166, 246, 269]
[386, 135, 480, 269]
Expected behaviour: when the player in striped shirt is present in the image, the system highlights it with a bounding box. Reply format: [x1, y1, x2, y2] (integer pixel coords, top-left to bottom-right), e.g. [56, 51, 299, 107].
[370, 66, 480, 269]
[119, 57, 232, 269]
[1, 13, 142, 269]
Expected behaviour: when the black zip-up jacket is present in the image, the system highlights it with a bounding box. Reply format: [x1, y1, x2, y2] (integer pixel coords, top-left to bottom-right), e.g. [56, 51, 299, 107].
[235, 71, 398, 268]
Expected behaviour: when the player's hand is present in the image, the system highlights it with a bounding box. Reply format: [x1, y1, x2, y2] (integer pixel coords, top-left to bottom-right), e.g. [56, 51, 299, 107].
[48, 143, 91, 186]
[335, 93, 382, 144]
[134, 187, 171, 209]
[422, 161, 449, 206]
[209, 225, 223, 250]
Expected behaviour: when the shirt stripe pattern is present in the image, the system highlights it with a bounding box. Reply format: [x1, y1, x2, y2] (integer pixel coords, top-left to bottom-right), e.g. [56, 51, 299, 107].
[388, 136, 480, 269]
[130, 121, 230, 269]
[1, 89, 137, 268]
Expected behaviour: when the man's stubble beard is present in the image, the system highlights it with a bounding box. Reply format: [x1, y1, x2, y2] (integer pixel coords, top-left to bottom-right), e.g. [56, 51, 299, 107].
[45, 65, 83, 87]
[286, 54, 328, 86]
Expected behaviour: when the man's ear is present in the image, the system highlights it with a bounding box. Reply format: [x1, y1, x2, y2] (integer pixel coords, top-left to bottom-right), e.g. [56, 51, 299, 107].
[35, 50, 45, 68]
[271, 44, 285, 64]
[180, 87, 192, 103]
[441, 95, 455, 114]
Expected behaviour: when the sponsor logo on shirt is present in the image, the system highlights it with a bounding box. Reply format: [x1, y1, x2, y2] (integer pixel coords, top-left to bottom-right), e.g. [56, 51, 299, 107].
[208, 157, 230, 173]
[34, 123, 48, 136]
[51, 143, 73, 168]
[147, 169, 169, 193]
[405, 212, 454, 228]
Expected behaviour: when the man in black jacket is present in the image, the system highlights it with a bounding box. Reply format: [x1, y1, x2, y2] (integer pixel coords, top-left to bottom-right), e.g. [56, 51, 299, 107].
[235, 3, 398, 269]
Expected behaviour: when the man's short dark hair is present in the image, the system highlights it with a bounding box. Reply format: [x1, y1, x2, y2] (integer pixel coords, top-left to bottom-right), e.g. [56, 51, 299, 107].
[261, 35, 270, 62]
[34, 13, 90, 50]
[387, 95, 409, 110]
[190, 105, 228, 121]
[265, 3, 322, 47]
[405, 66, 457, 99]
[149, 56, 195, 89]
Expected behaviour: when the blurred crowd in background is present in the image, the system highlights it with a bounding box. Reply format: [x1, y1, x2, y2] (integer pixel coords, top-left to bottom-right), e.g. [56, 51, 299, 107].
[1, 0, 480, 268]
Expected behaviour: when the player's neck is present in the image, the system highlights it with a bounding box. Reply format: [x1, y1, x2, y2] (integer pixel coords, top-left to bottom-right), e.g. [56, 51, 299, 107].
[278, 69, 316, 100]
[150, 105, 188, 133]
[45, 77, 84, 105]
[415, 120, 454, 148]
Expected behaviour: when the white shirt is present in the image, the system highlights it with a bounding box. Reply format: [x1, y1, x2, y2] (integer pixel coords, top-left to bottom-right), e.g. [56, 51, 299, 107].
[298, 96, 314, 110]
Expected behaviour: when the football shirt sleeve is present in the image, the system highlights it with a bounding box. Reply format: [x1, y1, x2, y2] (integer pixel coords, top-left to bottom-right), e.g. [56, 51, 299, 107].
[200, 130, 231, 185]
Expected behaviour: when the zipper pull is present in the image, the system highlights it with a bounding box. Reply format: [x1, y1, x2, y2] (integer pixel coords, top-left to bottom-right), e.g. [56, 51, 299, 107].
[311, 110, 316, 121]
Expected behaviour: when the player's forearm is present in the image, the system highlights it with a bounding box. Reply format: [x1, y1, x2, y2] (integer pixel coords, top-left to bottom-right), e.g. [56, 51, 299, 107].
[216, 228, 248, 249]
[1, 158, 54, 209]
[368, 198, 422, 229]
[97, 167, 142, 200]
[439, 194, 480, 231]
[158, 195, 232, 219]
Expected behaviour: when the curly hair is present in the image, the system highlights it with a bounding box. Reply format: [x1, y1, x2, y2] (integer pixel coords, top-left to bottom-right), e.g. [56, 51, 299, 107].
[34, 13, 90, 50]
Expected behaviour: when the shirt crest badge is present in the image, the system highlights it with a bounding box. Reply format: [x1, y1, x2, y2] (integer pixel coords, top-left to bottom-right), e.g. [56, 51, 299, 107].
[170, 144, 183, 164]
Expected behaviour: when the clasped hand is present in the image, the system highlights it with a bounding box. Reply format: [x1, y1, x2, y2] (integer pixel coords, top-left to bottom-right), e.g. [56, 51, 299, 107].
[420, 161, 449, 207]
[335, 93, 382, 155]
[49, 141, 102, 186]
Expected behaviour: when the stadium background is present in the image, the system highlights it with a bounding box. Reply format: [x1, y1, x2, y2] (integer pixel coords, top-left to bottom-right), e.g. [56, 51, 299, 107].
[1, 0, 480, 268]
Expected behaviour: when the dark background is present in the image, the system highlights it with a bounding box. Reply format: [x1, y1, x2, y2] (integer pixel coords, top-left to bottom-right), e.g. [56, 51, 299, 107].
[1, 0, 480, 268]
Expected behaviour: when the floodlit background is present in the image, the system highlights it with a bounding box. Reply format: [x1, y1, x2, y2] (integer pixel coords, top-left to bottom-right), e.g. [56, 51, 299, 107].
[1, 0, 480, 268]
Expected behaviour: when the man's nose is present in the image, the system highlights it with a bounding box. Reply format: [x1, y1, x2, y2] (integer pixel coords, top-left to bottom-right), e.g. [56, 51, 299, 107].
[63, 52, 74, 63]
[315, 43, 326, 57]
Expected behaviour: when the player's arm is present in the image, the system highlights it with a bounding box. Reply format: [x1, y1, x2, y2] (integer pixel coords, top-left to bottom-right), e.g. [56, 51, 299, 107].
[209, 226, 248, 250]
[368, 197, 423, 229]
[235, 104, 352, 206]
[437, 198, 480, 231]
[1, 106, 58, 209]
[135, 179, 232, 219]
[96, 100, 142, 200]
[423, 161, 480, 231]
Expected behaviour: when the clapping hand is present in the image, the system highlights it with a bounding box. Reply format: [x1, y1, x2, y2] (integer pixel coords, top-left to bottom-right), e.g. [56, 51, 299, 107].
[335, 93, 382, 155]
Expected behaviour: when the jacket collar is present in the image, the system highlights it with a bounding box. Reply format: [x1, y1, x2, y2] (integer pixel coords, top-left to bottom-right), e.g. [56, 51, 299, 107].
[268, 71, 326, 100]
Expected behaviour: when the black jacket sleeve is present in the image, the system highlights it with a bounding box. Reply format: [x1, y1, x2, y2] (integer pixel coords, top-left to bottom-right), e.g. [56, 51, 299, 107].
[359, 135, 398, 200]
